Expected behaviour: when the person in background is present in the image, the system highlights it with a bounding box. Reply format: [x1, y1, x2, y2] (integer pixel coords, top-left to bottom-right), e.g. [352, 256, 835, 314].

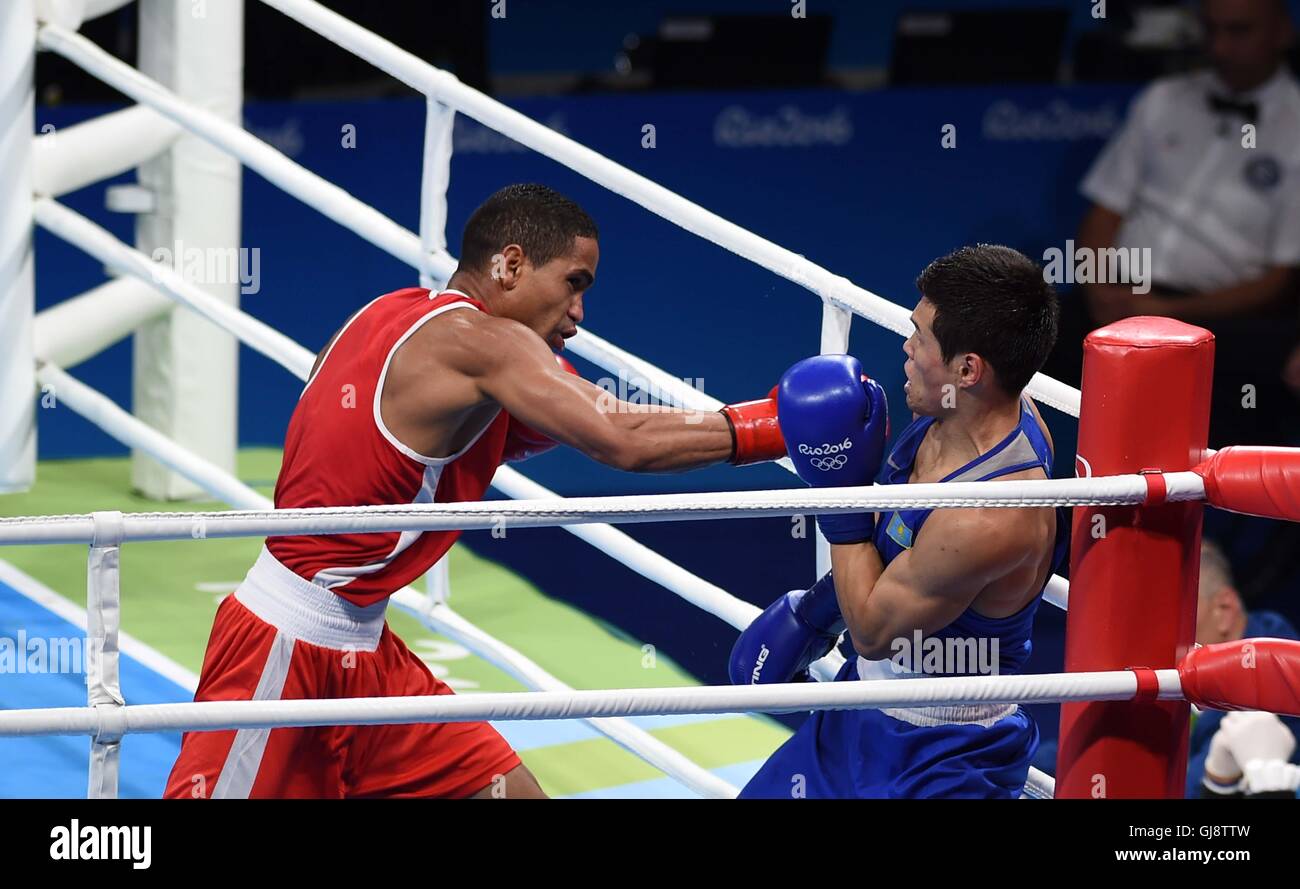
[1188, 538, 1300, 797]
[1200, 711, 1299, 797]
[1049, 0, 1300, 448]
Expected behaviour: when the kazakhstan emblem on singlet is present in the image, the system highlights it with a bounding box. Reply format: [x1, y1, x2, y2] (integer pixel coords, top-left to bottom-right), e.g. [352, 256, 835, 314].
[885, 511, 914, 549]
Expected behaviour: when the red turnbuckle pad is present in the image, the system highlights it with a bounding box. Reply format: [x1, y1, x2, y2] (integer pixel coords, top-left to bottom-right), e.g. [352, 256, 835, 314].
[1194, 446, 1300, 521]
[1178, 638, 1300, 716]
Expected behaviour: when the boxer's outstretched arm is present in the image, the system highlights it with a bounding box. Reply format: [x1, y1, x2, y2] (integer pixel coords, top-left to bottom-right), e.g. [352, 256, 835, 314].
[469, 315, 733, 473]
[828, 508, 1033, 660]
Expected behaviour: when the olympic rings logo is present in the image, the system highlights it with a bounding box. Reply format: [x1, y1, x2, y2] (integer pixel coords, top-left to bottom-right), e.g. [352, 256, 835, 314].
[798, 437, 852, 471]
[809, 455, 848, 471]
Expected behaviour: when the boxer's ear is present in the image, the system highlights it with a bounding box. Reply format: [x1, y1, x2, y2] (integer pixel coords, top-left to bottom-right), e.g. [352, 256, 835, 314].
[955, 352, 986, 388]
[493, 244, 527, 290]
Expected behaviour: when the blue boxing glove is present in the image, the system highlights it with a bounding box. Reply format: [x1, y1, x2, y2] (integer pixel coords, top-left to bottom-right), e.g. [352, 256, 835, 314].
[729, 573, 845, 685]
[778, 354, 889, 544]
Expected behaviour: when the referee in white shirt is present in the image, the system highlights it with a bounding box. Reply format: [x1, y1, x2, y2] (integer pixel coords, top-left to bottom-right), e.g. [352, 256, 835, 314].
[1052, 0, 1300, 448]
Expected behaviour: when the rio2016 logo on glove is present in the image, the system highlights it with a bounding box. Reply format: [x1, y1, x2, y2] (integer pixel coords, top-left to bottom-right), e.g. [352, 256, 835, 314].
[797, 437, 852, 471]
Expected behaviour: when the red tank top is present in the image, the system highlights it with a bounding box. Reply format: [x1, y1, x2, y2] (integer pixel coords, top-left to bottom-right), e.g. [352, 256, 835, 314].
[267, 288, 509, 606]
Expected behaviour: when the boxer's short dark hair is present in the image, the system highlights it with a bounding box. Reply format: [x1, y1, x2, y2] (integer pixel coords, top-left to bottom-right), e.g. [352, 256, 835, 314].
[916, 244, 1059, 397]
[460, 183, 598, 272]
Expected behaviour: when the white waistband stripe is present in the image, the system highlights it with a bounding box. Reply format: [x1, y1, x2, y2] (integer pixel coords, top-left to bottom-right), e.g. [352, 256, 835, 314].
[236, 547, 387, 650]
[856, 657, 1022, 726]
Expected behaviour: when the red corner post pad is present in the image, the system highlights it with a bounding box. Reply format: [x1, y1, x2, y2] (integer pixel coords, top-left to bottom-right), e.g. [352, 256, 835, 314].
[1178, 638, 1300, 716]
[1194, 446, 1300, 521]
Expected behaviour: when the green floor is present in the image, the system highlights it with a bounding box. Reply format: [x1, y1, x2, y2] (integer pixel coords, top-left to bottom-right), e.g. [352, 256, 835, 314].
[0, 450, 787, 797]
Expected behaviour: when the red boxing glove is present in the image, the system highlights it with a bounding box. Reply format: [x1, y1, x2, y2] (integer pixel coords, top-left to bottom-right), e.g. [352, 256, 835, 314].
[721, 386, 785, 466]
[501, 354, 578, 463]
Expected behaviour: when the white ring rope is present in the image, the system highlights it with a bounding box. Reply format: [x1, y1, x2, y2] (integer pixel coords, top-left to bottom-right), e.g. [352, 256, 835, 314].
[487, 467, 768, 635]
[0, 669, 1183, 738]
[32, 104, 181, 199]
[38, 3, 1081, 417]
[32, 5, 1085, 609]
[258, 0, 1083, 417]
[35, 363, 266, 510]
[414, 601, 738, 799]
[0, 472, 1206, 546]
[567, 328, 724, 412]
[33, 191, 1071, 622]
[35, 23, 455, 282]
[31, 363, 740, 797]
[34, 198, 317, 380]
[28, 204, 1074, 621]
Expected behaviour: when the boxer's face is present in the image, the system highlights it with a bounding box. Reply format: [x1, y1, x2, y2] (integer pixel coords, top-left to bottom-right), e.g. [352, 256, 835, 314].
[510, 236, 598, 351]
[902, 298, 961, 416]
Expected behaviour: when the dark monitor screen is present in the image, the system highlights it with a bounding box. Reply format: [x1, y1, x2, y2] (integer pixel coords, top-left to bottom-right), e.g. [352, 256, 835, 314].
[890, 8, 1071, 86]
[653, 14, 834, 90]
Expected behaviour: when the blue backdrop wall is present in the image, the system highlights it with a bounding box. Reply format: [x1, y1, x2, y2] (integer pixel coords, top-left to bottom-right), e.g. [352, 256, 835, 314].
[34, 83, 1144, 746]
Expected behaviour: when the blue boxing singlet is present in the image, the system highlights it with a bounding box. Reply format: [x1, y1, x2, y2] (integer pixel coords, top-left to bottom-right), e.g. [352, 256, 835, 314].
[740, 398, 1069, 799]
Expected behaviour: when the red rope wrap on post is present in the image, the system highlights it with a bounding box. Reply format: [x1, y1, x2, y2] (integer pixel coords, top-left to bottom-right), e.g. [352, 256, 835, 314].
[1140, 469, 1168, 506]
[1130, 668, 1161, 704]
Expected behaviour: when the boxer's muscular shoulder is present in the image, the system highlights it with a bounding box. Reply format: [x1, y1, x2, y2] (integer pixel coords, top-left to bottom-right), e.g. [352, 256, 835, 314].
[429, 315, 564, 413]
[920, 506, 1036, 561]
[380, 310, 507, 455]
[408, 309, 544, 378]
[388, 310, 551, 420]
[382, 307, 499, 420]
[918, 494, 1051, 581]
[390, 307, 503, 377]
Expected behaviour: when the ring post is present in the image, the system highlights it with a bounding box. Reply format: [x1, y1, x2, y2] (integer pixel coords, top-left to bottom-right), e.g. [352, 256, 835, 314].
[1056, 317, 1213, 798]
[131, 0, 244, 499]
[0, 0, 37, 493]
